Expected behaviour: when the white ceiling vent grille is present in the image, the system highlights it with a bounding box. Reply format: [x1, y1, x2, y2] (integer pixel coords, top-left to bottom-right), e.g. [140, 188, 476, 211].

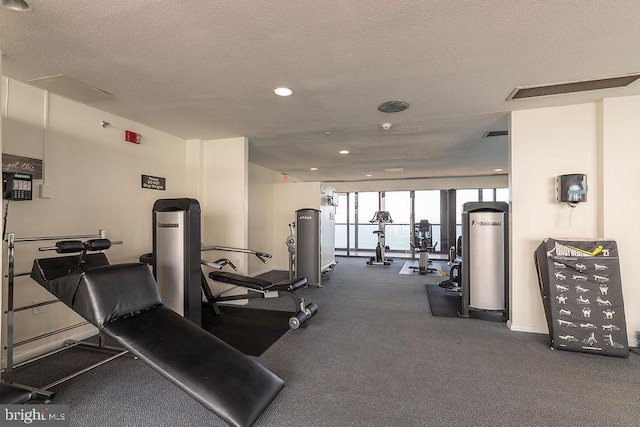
[508, 73, 640, 100]
[384, 167, 404, 173]
[27, 75, 112, 102]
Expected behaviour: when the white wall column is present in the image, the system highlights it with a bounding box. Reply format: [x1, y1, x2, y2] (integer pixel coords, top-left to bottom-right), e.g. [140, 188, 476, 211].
[199, 137, 249, 273]
[600, 96, 640, 343]
[509, 103, 599, 333]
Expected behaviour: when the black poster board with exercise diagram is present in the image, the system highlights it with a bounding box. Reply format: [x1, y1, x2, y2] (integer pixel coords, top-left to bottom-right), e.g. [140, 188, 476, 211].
[534, 238, 629, 358]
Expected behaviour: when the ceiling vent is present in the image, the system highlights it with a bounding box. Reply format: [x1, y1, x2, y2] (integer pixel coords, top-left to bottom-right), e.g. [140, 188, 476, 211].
[27, 74, 112, 102]
[378, 101, 409, 113]
[483, 130, 508, 138]
[384, 167, 404, 173]
[508, 73, 640, 100]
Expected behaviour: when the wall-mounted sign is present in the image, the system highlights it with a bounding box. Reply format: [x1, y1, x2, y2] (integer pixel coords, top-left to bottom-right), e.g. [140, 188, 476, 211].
[142, 174, 166, 191]
[2, 154, 43, 179]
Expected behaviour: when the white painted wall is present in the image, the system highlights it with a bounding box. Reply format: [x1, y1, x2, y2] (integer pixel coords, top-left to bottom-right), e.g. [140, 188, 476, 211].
[1, 78, 188, 363]
[510, 98, 639, 346]
[197, 137, 249, 301]
[600, 96, 640, 344]
[272, 182, 323, 269]
[248, 163, 281, 275]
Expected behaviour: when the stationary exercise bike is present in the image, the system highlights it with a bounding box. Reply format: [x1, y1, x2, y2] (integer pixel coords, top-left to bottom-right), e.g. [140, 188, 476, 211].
[410, 220, 438, 274]
[367, 211, 394, 266]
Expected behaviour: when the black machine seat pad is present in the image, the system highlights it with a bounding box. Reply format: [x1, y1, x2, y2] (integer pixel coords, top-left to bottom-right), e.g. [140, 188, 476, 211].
[269, 278, 307, 292]
[209, 271, 307, 292]
[104, 306, 283, 427]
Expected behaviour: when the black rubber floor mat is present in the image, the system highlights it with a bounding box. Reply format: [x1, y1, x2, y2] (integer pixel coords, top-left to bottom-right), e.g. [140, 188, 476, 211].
[201, 305, 291, 356]
[425, 284, 462, 317]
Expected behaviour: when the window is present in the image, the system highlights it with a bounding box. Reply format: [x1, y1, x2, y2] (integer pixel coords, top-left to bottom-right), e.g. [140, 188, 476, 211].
[335, 187, 507, 257]
[455, 189, 480, 242]
[415, 190, 441, 251]
[335, 193, 349, 249]
[383, 191, 410, 251]
[357, 192, 379, 250]
[496, 188, 509, 202]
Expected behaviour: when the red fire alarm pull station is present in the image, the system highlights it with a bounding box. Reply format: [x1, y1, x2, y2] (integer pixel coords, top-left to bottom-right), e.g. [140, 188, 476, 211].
[124, 130, 141, 144]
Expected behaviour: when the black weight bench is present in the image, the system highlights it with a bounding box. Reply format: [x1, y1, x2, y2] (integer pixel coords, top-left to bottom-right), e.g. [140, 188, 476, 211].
[31, 256, 283, 427]
[207, 271, 318, 329]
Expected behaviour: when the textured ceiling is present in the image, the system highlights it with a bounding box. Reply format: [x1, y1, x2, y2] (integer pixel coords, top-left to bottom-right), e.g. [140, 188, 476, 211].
[1, 1, 640, 182]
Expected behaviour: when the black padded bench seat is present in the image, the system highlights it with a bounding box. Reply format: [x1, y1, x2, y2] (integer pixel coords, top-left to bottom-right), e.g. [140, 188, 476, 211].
[208, 271, 307, 292]
[31, 259, 283, 427]
[207, 271, 317, 329]
[0, 382, 36, 404]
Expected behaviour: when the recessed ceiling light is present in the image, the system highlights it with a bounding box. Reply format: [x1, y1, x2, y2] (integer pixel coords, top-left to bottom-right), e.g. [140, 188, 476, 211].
[339, 150, 350, 154]
[366, 174, 373, 177]
[494, 168, 504, 172]
[274, 87, 293, 97]
[309, 167, 318, 171]
[1, 0, 30, 11]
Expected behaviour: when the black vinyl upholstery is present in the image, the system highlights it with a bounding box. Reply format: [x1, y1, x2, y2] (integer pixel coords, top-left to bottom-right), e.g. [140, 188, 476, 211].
[0, 383, 35, 404]
[104, 306, 283, 427]
[209, 270, 307, 292]
[30, 258, 284, 427]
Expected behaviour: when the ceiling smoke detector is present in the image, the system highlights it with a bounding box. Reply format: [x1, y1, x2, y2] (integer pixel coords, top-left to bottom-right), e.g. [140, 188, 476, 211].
[378, 100, 409, 113]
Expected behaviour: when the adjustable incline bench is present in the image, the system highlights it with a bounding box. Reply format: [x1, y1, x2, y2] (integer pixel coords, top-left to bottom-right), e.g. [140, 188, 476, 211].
[30, 240, 283, 427]
[200, 244, 319, 329]
[207, 271, 318, 329]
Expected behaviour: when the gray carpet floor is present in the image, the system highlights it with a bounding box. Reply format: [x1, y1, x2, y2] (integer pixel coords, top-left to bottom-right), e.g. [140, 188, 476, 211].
[13, 256, 640, 426]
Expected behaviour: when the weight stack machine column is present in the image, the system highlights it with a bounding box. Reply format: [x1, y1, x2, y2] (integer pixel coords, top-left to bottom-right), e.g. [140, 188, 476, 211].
[153, 198, 202, 326]
[295, 208, 321, 287]
[461, 201, 509, 319]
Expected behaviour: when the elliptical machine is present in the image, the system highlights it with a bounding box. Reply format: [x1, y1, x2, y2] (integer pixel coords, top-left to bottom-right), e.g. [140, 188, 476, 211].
[410, 219, 438, 274]
[367, 211, 394, 266]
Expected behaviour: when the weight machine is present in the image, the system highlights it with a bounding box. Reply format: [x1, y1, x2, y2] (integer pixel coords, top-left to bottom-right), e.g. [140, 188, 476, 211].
[285, 215, 336, 284]
[366, 211, 394, 266]
[3, 230, 126, 401]
[202, 244, 318, 329]
[149, 198, 318, 330]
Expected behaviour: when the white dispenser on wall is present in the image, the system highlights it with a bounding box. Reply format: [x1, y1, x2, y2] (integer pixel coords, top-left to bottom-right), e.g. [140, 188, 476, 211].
[556, 174, 587, 205]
